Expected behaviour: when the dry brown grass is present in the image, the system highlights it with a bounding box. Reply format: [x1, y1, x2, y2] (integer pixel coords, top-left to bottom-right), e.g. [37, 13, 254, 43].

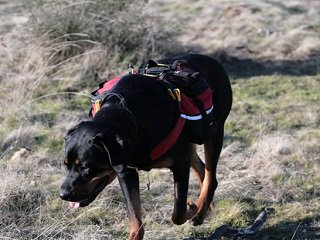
[152, 0, 320, 60]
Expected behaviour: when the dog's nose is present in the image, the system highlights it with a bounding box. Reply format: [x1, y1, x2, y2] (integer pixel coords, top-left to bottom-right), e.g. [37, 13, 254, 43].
[59, 187, 72, 200]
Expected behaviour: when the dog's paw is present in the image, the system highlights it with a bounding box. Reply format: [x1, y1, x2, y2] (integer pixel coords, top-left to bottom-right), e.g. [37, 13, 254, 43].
[190, 213, 205, 226]
[188, 201, 212, 226]
[186, 200, 197, 220]
[172, 214, 187, 225]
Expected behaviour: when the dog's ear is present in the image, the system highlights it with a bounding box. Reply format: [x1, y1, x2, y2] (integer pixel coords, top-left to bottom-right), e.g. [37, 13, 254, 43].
[93, 133, 129, 174]
[65, 125, 77, 141]
[65, 121, 92, 141]
[66, 125, 78, 136]
[64, 121, 86, 142]
[63, 125, 78, 161]
[89, 133, 105, 152]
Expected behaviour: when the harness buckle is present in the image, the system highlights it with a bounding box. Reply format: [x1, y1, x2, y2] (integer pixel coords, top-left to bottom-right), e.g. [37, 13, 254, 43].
[167, 89, 176, 100]
[174, 88, 181, 102]
[94, 99, 102, 113]
[167, 88, 181, 102]
[128, 64, 136, 74]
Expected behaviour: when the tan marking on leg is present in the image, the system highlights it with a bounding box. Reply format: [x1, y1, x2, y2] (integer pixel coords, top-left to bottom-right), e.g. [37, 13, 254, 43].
[191, 139, 218, 225]
[190, 151, 205, 188]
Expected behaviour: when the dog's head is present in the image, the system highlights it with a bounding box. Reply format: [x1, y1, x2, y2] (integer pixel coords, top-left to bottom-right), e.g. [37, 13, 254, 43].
[60, 121, 127, 208]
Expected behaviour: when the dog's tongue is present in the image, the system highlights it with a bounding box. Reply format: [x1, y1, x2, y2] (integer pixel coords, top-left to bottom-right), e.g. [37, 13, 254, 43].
[69, 202, 80, 208]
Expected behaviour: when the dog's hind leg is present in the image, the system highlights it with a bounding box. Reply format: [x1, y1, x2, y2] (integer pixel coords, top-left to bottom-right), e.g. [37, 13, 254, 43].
[190, 126, 224, 225]
[187, 149, 205, 219]
[190, 149, 205, 187]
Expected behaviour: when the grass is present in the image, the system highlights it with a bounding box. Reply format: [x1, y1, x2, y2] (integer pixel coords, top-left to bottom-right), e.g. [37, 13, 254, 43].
[226, 75, 320, 145]
[0, 0, 319, 239]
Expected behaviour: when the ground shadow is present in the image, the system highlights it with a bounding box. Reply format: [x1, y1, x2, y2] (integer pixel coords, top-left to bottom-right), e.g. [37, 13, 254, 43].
[226, 198, 319, 240]
[256, 216, 320, 240]
[197, 198, 320, 240]
[166, 48, 319, 78]
[208, 50, 320, 78]
[209, 51, 320, 78]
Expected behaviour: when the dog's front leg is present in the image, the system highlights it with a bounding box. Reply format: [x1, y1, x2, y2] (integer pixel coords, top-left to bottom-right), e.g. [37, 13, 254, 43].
[171, 160, 191, 225]
[118, 170, 144, 240]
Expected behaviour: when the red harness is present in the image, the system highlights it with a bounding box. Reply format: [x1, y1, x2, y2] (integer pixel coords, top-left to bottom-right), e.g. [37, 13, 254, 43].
[90, 75, 213, 160]
[91, 76, 121, 117]
[151, 88, 212, 159]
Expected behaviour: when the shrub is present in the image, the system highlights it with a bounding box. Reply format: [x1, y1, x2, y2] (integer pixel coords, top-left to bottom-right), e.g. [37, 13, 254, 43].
[26, 0, 178, 64]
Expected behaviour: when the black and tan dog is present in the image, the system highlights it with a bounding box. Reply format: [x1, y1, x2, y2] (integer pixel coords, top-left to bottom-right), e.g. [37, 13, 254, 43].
[60, 54, 232, 240]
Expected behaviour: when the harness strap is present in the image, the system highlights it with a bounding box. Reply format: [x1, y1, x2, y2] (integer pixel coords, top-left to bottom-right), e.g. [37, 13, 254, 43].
[90, 76, 122, 117]
[150, 117, 186, 160]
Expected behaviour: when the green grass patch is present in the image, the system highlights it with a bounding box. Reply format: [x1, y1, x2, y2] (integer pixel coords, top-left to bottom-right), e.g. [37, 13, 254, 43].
[67, 94, 90, 111]
[226, 75, 320, 145]
[31, 98, 65, 127]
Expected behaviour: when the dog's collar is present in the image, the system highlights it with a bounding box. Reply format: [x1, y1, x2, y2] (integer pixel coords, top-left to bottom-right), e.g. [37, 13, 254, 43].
[98, 140, 138, 173]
